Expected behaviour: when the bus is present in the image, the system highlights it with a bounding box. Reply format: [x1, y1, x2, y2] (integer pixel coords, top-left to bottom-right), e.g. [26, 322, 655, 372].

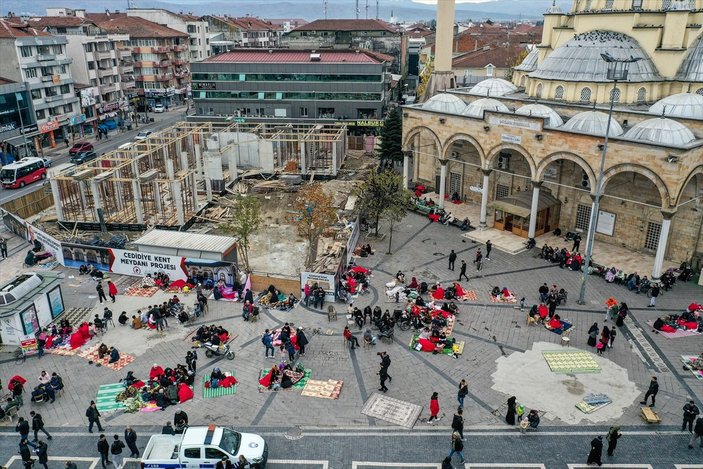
[0, 157, 47, 189]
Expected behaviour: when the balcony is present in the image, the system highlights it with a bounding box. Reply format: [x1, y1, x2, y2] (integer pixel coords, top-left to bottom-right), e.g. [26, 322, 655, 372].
[157, 60, 172, 68]
[121, 74, 135, 82]
[155, 46, 170, 53]
[174, 70, 189, 78]
[41, 75, 54, 82]
[95, 50, 113, 60]
[121, 64, 134, 74]
[173, 44, 188, 52]
[45, 94, 62, 103]
[99, 83, 117, 93]
[172, 58, 188, 66]
[37, 54, 56, 61]
[133, 47, 154, 54]
[157, 74, 173, 81]
[97, 67, 116, 78]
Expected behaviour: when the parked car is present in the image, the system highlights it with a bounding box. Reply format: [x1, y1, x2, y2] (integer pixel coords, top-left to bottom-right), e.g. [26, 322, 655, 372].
[135, 130, 153, 141]
[70, 150, 98, 165]
[69, 141, 94, 156]
[41, 158, 52, 168]
[153, 104, 165, 113]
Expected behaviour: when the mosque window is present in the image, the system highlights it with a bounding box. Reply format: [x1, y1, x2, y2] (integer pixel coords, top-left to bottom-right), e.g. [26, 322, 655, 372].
[696, 88, 703, 96]
[644, 222, 661, 251]
[520, 75, 527, 87]
[580, 87, 592, 103]
[605, 0, 614, 9]
[636, 87, 646, 103]
[536, 83, 543, 98]
[662, 0, 672, 9]
[555, 85, 564, 100]
[632, 0, 643, 10]
[585, 0, 592, 10]
[610, 87, 621, 103]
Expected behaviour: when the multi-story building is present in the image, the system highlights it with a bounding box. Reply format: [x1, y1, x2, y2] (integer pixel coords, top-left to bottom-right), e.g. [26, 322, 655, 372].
[87, 14, 190, 107]
[266, 18, 308, 34]
[0, 18, 80, 150]
[192, 49, 392, 121]
[0, 77, 38, 160]
[202, 16, 282, 49]
[126, 9, 210, 62]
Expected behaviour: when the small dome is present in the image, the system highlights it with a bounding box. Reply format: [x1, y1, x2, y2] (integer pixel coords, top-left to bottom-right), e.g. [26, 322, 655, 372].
[462, 98, 510, 118]
[468, 78, 518, 97]
[561, 111, 624, 137]
[624, 117, 696, 146]
[515, 103, 564, 127]
[649, 93, 703, 120]
[422, 93, 467, 114]
[514, 47, 538, 73]
[677, 34, 703, 82]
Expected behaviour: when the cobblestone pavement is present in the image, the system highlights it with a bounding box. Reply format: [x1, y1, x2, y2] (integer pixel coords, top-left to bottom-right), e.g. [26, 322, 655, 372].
[1, 212, 702, 465]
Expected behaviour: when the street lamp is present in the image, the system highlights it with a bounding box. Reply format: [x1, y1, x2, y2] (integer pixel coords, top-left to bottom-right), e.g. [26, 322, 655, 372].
[577, 53, 642, 305]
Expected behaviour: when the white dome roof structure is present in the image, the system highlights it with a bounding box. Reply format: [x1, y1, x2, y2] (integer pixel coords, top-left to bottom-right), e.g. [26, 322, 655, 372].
[514, 47, 538, 73]
[561, 111, 624, 137]
[624, 117, 696, 146]
[462, 98, 510, 118]
[677, 34, 703, 82]
[468, 78, 518, 97]
[515, 103, 564, 127]
[422, 93, 467, 114]
[530, 31, 661, 83]
[649, 93, 703, 120]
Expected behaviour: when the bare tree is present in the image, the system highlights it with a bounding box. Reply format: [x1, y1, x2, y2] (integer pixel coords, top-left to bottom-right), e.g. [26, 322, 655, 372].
[293, 183, 337, 269]
[222, 195, 262, 272]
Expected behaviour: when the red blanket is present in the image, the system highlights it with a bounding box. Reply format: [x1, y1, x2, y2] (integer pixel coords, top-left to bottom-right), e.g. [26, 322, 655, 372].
[538, 305, 549, 319]
[70, 331, 87, 349]
[178, 383, 193, 403]
[350, 266, 369, 274]
[8, 375, 26, 391]
[205, 376, 237, 388]
[259, 369, 273, 388]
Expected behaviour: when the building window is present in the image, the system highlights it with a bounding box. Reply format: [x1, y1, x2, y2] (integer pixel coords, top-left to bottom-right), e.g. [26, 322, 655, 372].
[30, 89, 42, 100]
[610, 87, 621, 103]
[35, 109, 46, 120]
[580, 87, 592, 103]
[632, 0, 643, 10]
[300, 107, 308, 117]
[575, 204, 592, 231]
[25, 68, 37, 79]
[636, 87, 647, 103]
[644, 222, 661, 250]
[495, 184, 510, 200]
[662, 0, 672, 9]
[63, 104, 73, 113]
[520, 75, 526, 87]
[485, 65, 494, 77]
[535, 83, 543, 98]
[696, 88, 703, 96]
[605, 0, 614, 8]
[20, 46, 33, 57]
[554, 85, 564, 100]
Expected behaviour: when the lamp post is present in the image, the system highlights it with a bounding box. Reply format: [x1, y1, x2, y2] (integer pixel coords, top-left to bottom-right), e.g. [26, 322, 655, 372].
[577, 53, 642, 305]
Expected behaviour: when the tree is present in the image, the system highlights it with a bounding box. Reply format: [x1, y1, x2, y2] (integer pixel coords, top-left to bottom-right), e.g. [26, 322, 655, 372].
[378, 108, 403, 166]
[222, 195, 262, 272]
[293, 183, 337, 269]
[505, 48, 528, 82]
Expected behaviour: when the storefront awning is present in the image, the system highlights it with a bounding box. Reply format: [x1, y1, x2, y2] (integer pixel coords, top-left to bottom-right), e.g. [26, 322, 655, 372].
[491, 190, 561, 219]
[492, 200, 531, 218]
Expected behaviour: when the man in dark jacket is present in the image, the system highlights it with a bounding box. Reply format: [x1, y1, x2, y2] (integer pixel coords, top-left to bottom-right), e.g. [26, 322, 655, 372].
[19, 439, 34, 469]
[690, 416, 703, 449]
[35, 440, 49, 469]
[451, 408, 464, 440]
[86, 401, 104, 433]
[640, 377, 659, 407]
[97, 434, 110, 468]
[16, 416, 30, 440]
[683, 400, 700, 432]
[30, 411, 52, 441]
[587, 435, 603, 466]
[124, 427, 139, 457]
[296, 328, 309, 356]
[448, 250, 457, 270]
[379, 351, 392, 381]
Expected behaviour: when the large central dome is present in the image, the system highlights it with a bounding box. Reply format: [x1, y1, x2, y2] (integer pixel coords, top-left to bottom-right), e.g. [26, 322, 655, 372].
[529, 31, 661, 83]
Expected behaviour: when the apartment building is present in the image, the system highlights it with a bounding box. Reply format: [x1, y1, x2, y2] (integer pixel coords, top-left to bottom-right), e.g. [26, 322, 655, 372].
[126, 9, 210, 62]
[0, 77, 37, 159]
[0, 18, 80, 150]
[202, 16, 282, 49]
[88, 14, 190, 107]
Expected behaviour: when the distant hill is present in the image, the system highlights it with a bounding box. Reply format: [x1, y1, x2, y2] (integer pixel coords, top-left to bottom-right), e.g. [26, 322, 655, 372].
[14, 0, 570, 21]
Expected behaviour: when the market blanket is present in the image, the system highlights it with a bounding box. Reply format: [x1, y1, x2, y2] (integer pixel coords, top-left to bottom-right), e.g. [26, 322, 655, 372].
[258, 368, 311, 391]
[203, 372, 238, 398]
[77, 344, 136, 371]
[408, 334, 463, 356]
[575, 393, 612, 414]
[95, 383, 126, 413]
[646, 320, 701, 339]
[542, 350, 601, 374]
[301, 379, 344, 399]
[681, 355, 703, 380]
[488, 292, 517, 303]
[124, 286, 159, 297]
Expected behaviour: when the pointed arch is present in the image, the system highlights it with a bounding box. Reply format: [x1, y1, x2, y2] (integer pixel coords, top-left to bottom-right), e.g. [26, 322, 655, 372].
[675, 164, 703, 206]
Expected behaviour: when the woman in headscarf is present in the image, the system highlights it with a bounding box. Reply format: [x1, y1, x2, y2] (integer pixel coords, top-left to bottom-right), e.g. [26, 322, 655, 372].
[506, 396, 517, 425]
[606, 426, 621, 456]
[587, 323, 599, 347]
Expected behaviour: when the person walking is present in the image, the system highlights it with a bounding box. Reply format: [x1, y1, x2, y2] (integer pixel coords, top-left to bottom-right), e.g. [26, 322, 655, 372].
[35, 440, 49, 469]
[457, 379, 468, 409]
[124, 427, 139, 457]
[572, 233, 581, 252]
[447, 430, 465, 464]
[19, 439, 34, 469]
[379, 351, 392, 382]
[107, 280, 118, 303]
[0, 237, 7, 259]
[587, 435, 603, 466]
[506, 396, 517, 425]
[86, 401, 104, 433]
[640, 377, 659, 407]
[65, 461, 78, 469]
[97, 434, 110, 468]
[458, 261, 469, 281]
[428, 392, 441, 423]
[441, 457, 454, 469]
[690, 416, 703, 449]
[262, 329, 274, 358]
[111, 435, 125, 469]
[474, 249, 483, 272]
[683, 400, 700, 433]
[608, 328, 616, 348]
[185, 350, 197, 373]
[648, 284, 660, 308]
[96, 282, 107, 304]
[448, 250, 457, 270]
[30, 411, 52, 441]
[451, 407, 465, 440]
[606, 426, 621, 456]
[485, 240, 492, 260]
[16, 416, 30, 441]
[378, 365, 389, 393]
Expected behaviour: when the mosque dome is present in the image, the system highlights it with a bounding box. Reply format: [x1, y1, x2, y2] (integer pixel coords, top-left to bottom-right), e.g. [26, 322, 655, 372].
[514, 47, 538, 73]
[515, 103, 564, 127]
[529, 31, 661, 83]
[677, 34, 703, 82]
[624, 118, 696, 146]
[422, 93, 467, 114]
[461, 98, 510, 118]
[561, 111, 624, 137]
[649, 93, 703, 120]
[468, 78, 518, 97]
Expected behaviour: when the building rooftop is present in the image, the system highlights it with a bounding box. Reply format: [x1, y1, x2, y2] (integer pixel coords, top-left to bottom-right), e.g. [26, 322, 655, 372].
[27, 16, 95, 28]
[649, 93, 703, 120]
[0, 76, 16, 85]
[134, 229, 237, 256]
[204, 49, 392, 64]
[0, 18, 49, 38]
[452, 45, 525, 69]
[623, 117, 696, 146]
[291, 18, 398, 33]
[207, 15, 281, 31]
[87, 14, 187, 38]
[677, 34, 703, 82]
[560, 110, 624, 137]
[422, 93, 468, 114]
[467, 78, 519, 97]
[461, 97, 510, 118]
[514, 46, 538, 72]
[515, 103, 564, 128]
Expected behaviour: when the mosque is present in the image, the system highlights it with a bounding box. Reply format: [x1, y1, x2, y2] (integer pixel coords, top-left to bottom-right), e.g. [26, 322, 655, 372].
[402, 0, 703, 278]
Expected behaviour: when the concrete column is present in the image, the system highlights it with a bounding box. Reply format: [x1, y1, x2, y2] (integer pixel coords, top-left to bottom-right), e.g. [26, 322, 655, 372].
[49, 179, 64, 221]
[172, 180, 185, 226]
[165, 160, 175, 180]
[438, 160, 448, 209]
[403, 152, 410, 189]
[228, 152, 238, 182]
[78, 184, 89, 218]
[528, 181, 542, 239]
[479, 169, 491, 228]
[204, 177, 213, 202]
[652, 212, 674, 279]
[90, 180, 102, 220]
[190, 174, 199, 210]
[300, 142, 307, 175]
[331, 143, 338, 177]
[180, 151, 189, 172]
[132, 180, 145, 224]
[153, 182, 162, 214]
[114, 182, 125, 211]
[194, 143, 203, 179]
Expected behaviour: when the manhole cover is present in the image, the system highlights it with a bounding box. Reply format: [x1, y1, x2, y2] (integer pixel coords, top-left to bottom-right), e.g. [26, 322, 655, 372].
[284, 426, 303, 440]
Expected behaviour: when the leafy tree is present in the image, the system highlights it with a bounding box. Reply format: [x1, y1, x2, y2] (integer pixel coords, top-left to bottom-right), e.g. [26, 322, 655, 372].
[378, 108, 403, 166]
[222, 195, 262, 272]
[293, 183, 337, 269]
[505, 48, 528, 82]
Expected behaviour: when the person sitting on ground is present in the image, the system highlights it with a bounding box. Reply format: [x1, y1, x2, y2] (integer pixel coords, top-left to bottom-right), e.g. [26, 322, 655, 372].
[459, 218, 470, 231]
[451, 191, 460, 202]
[211, 367, 226, 382]
[98, 343, 109, 359]
[118, 311, 128, 326]
[131, 315, 143, 329]
[174, 408, 189, 432]
[178, 309, 190, 323]
[162, 421, 175, 434]
[396, 271, 405, 284]
[108, 347, 120, 364]
[38, 371, 51, 385]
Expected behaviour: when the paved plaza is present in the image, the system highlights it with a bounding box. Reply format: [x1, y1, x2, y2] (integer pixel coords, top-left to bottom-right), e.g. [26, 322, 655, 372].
[1, 212, 702, 468]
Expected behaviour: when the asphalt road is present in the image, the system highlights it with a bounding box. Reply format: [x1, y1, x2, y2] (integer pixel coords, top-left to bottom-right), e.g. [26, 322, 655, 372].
[0, 109, 187, 205]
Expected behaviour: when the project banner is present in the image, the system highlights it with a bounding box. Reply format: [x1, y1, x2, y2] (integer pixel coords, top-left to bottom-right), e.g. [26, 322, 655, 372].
[108, 248, 188, 281]
[300, 271, 337, 303]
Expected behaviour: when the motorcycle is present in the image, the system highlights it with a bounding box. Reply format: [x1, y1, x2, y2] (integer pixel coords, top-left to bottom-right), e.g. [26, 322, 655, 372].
[201, 342, 235, 360]
[378, 326, 394, 343]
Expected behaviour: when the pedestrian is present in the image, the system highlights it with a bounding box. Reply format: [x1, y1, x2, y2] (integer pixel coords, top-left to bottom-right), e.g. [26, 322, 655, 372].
[506, 396, 517, 425]
[690, 416, 703, 449]
[16, 416, 30, 441]
[378, 365, 389, 393]
[296, 327, 309, 356]
[0, 237, 7, 259]
[457, 379, 468, 408]
[587, 323, 599, 347]
[216, 456, 232, 469]
[451, 407, 464, 440]
[111, 434, 125, 469]
[448, 249, 457, 270]
[96, 282, 107, 304]
[97, 434, 110, 468]
[572, 233, 581, 252]
[609, 328, 616, 348]
[538, 283, 549, 302]
[428, 392, 441, 423]
[103, 307, 114, 330]
[648, 284, 660, 308]
[262, 329, 274, 358]
[485, 240, 492, 260]
[162, 422, 175, 435]
[303, 283, 311, 306]
[640, 376, 658, 407]
[441, 456, 454, 469]
[86, 400, 104, 433]
[379, 351, 392, 381]
[30, 411, 52, 441]
[474, 248, 483, 271]
[66, 461, 78, 469]
[606, 426, 621, 456]
[12, 378, 24, 407]
[447, 430, 465, 463]
[683, 400, 700, 432]
[35, 440, 49, 469]
[107, 280, 118, 303]
[124, 426, 139, 457]
[284, 339, 296, 362]
[64, 137, 69, 148]
[174, 408, 188, 433]
[458, 260, 469, 281]
[19, 439, 34, 469]
[185, 350, 198, 372]
[587, 435, 603, 466]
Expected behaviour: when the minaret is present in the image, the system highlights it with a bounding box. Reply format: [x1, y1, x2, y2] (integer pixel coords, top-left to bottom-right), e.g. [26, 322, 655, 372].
[422, 0, 456, 101]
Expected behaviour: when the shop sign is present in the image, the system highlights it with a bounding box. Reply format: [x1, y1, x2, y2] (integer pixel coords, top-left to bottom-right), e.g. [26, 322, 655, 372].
[99, 102, 120, 113]
[70, 114, 86, 125]
[347, 120, 384, 127]
[108, 248, 188, 281]
[20, 335, 38, 356]
[39, 120, 60, 133]
[596, 210, 616, 236]
[0, 122, 17, 132]
[21, 124, 38, 134]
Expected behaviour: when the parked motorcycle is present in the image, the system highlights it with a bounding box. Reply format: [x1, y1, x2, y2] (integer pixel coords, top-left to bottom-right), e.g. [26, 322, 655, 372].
[201, 342, 235, 360]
